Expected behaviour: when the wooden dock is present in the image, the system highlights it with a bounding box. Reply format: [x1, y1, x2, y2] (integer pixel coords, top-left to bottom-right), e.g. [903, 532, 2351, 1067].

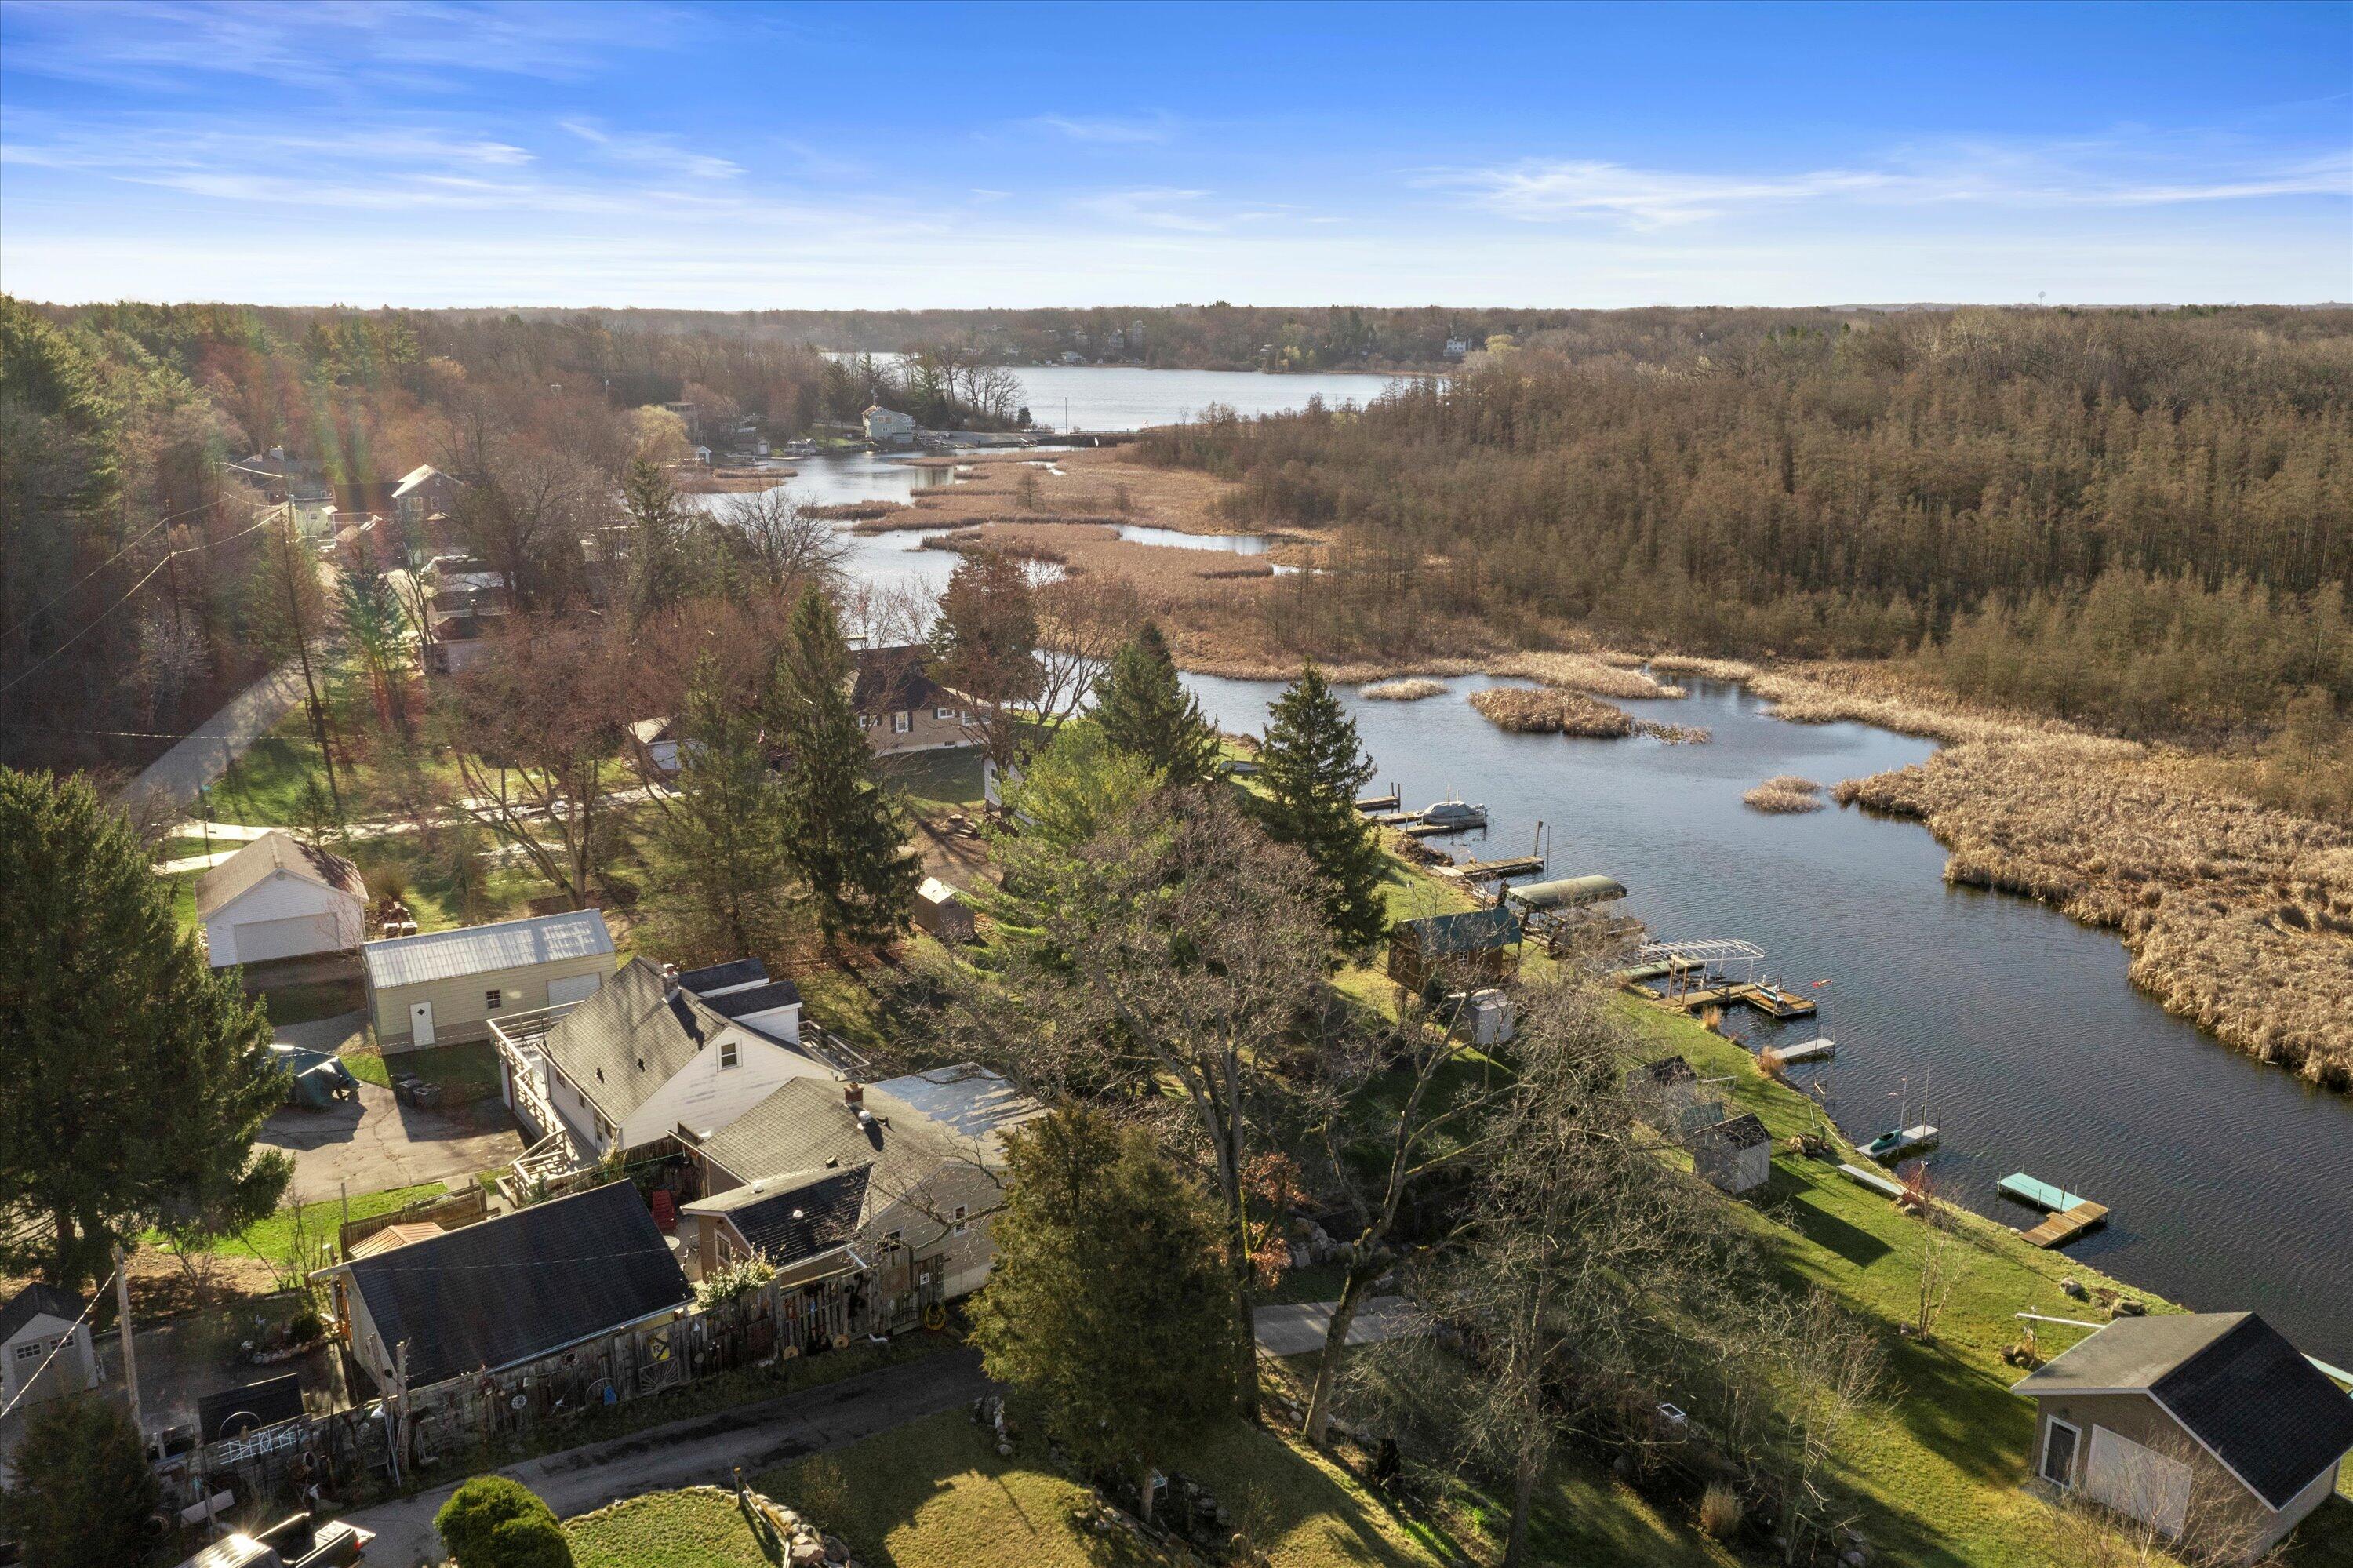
[1401, 819, 1479, 838]
[2021, 1202, 2109, 1248]
[1631, 979, 1818, 1019]
[1434, 853, 1547, 881]
[1355, 791, 1400, 814]
[2001, 1172, 2110, 1248]
[1762, 1037, 1835, 1066]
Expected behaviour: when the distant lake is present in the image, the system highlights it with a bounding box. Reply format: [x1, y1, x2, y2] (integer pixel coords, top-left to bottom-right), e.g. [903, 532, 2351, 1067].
[824, 355, 1409, 431]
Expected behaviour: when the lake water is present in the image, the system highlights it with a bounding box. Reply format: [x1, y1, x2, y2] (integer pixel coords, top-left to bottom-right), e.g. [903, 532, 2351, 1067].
[1009, 365, 1409, 431]
[796, 366, 2353, 1362]
[1183, 671, 2353, 1365]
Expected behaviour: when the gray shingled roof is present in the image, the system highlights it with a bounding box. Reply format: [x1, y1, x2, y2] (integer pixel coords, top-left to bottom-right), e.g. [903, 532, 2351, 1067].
[686, 1166, 873, 1267]
[536, 956, 724, 1125]
[0, 1282, 85, 1345]
[364, 910, 612, 990]
[340, 1181, 688, 1389]
[693, 1077, 958, 1204]
[2016, 1312, 2353, 1509]
[1693, 1111, 1769, 1151]
[196, 831, 366, 918]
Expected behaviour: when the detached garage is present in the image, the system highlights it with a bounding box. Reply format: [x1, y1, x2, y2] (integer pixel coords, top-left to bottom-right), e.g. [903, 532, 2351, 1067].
[365, 909, 616, 1053]
[198, 831, 368, 968]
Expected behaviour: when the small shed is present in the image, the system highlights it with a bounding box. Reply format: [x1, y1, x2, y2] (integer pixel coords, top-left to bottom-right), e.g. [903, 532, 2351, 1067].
[0, 1282, 96, 1407]
[1689, 1111, 1772, 1194]
[913, 878, 976, 944]
[364, 910, 615, 1052]
[1387, 907, 1522, 992]
[197, 831, 367, 968]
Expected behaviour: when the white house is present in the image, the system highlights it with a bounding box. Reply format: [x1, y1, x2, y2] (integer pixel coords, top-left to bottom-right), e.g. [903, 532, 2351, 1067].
[494, 955, 833, 1170]
[196, 831, 368, 968]
[0, 1283, 97, 1408]
[862, 406, 918, 446]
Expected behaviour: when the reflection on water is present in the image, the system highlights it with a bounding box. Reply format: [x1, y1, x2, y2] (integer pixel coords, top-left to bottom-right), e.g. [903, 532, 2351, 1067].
[1115, 523, 1279, 555]
[1184, 670, 2353, 1363]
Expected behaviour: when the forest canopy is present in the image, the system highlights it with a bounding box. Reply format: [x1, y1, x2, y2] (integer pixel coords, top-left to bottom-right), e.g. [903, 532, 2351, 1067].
[1134, 305, 2353, 743]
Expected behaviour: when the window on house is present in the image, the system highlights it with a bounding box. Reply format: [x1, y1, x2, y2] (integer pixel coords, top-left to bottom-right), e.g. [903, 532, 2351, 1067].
[2039, 1418, 2080, 1487]
[13, 1343, 40, 1362]
[893, 711, 911, 733]
[885, 1229, 902, 1248]
[936, 706, 955, 721]
[485, 988, 502, 1010]
[951, 1204, 968, 1237]
[719, 1040, 738, 1069]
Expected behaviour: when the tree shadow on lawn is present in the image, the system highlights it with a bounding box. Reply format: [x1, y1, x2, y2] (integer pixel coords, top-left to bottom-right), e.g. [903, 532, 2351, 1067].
[1771, 1183, 1894, 1269]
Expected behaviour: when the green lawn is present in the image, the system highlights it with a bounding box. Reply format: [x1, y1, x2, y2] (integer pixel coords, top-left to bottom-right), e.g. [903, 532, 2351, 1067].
[749, 1408, 1452, 1568]
[154, 1181, 446, 1275]
[253, 976, 366, 1028]
[881, 747, 988, 813]
[342, 1039, 502, 1101]
[566, 1489, 786, 1568]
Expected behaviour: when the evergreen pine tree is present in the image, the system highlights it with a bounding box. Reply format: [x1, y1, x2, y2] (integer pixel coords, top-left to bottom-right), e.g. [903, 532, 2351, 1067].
[1256, 664, 1390, 952]
[621, 457, 694, 628]
[970, 1108, 1238, 1519]
[1, 1393, 161, 1568]
[770, 588, 922, 947]
[653, 654, 790, 958]
[1093, 621, 1218, 787]
[0, 769, 291, 1288]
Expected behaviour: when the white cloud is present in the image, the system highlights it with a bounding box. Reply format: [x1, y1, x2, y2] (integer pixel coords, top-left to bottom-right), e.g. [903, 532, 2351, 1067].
[562, 119, 740, 180]
[1072, 187, 1224, 232]
[0, 0, 695, 93]
[1026, 112, 1179, 145]
[1442, 142, 2353, 227]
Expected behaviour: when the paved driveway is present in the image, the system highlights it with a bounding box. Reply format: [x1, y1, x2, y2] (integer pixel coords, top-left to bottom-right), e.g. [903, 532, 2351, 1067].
[260, 1015, 523, 1197]
[1252, 1297, 1420, 1358]
[345, 1347, 991, 1566]
[129, 662, 309, 810]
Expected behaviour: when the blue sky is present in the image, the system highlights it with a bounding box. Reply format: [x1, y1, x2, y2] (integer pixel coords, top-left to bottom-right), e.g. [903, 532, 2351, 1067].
[2, 0, 2348, 307]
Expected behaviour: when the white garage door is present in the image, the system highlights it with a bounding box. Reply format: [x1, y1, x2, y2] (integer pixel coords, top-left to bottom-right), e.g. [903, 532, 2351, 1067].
[548, 973, 603, 1007]
[2085, 1425, 2192, 1539]
[231, 912, 341, 964]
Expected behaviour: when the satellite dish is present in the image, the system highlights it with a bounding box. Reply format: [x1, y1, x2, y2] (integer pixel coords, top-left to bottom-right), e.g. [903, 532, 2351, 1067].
[509, 1393, 529, 1411]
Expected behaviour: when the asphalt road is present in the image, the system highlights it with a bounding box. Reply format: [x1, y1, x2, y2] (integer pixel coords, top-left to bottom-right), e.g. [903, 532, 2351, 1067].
[342, 1346, 991, 1566]
[129, 661, 307, 810]
[1250, 1297, 1418, 1358]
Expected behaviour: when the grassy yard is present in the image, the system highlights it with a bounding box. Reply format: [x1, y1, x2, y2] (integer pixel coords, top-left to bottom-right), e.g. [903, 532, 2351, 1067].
[882, 748, 988, 813]
[151, 1181, 446, 1276]
[252, 975, 366, 1028]
[340, 1039, 503, 1101]
[566, 1490, 782, 1568]
[747, 1407, 1453, 1568]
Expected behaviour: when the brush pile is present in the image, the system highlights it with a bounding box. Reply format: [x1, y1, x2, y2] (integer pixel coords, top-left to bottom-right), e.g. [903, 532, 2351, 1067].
[1469, 687, 1635, 737]
[1363, 678, 1449, 701]
[1745, 775, 1828, 813]
[1638, 722, 1713, 744]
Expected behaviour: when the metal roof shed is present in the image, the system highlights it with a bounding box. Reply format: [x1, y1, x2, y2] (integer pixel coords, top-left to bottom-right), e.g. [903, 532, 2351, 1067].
[364, 911, 615, 1053]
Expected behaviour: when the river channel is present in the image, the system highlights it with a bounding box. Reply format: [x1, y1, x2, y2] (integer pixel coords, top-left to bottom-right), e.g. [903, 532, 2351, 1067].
[771, 366, 2353, 1362]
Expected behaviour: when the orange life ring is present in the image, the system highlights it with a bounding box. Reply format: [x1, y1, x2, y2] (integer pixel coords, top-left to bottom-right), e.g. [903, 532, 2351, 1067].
[923, 1303, 948, 1331]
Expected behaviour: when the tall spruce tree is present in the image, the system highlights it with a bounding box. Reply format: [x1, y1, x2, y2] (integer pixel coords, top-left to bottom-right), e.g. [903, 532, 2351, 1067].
[621, 457, 695, 628]
[653, 654, 790, 959]
[970, 1108, 1238, 1519]
[0, 769, 291, 1289]
[2, 1393, 160, 1568]
[770, 588, 922, 947]
[1256, 664, 1389, 952]
[1093, 621, 1219, 787]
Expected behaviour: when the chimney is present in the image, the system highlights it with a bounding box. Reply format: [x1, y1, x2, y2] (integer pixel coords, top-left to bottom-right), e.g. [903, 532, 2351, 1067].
[661, 962, 682, 1000]
[843, 1082, 864, 1108]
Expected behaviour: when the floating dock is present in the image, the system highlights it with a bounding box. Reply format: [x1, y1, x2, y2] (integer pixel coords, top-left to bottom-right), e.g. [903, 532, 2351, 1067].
[1863, 1124, 1940, 1162]
[1762, 1037, 1835, 1066]
[1401, 819, 1480, 838]
[2000, 1172, 2111, 1249]
[1355, 791, 1400, 814]
[1434, 853, 1547, 881]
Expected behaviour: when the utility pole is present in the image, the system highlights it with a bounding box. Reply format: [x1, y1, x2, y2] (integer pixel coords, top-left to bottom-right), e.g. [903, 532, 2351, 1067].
[276, 508, 342, 814]
[113, 1245, 141, 1448]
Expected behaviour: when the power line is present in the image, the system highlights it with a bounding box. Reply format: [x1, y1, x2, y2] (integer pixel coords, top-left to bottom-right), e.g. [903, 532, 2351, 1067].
[0, 511, 287, 698]
[0, 1266, 117, 1423]
[1, 496, 219, 642]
